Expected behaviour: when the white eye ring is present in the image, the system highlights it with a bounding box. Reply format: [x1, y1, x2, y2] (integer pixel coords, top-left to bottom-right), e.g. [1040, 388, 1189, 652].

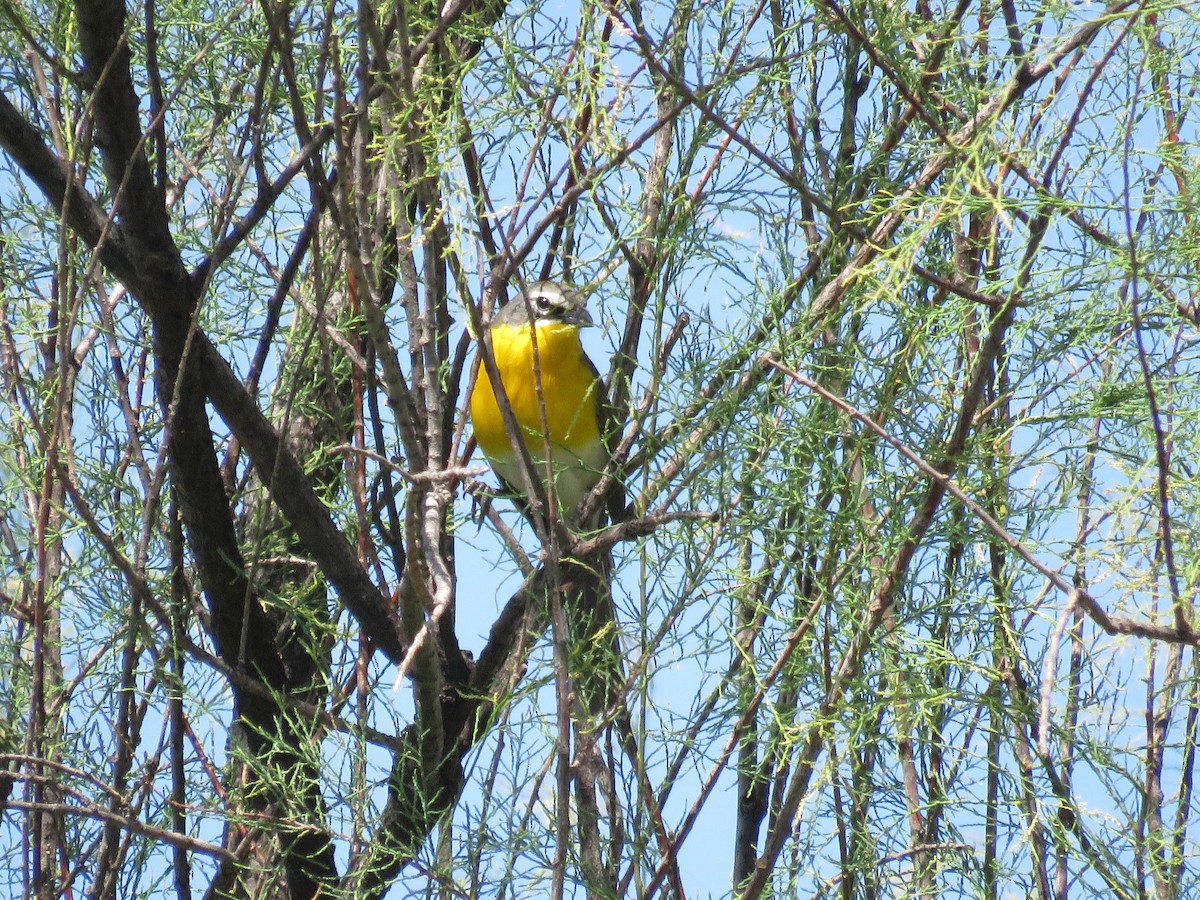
[533, 293, 554, 314]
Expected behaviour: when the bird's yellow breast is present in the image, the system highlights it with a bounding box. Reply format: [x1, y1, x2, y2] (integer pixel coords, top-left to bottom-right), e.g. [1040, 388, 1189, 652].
[469, 320, 607, 516]
[470, 321, 602, 461]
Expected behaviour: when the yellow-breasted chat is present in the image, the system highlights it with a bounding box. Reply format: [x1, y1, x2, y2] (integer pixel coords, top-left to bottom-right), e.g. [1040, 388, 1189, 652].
[470, 280, 625, 724]
[469, 280, 612, 526]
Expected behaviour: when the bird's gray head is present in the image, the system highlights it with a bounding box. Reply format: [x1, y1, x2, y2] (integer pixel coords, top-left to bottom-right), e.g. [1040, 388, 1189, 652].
[492, 280, 593, 329]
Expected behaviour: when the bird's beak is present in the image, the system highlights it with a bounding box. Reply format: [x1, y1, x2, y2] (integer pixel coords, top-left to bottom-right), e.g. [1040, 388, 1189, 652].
[564, 306, 594, 327]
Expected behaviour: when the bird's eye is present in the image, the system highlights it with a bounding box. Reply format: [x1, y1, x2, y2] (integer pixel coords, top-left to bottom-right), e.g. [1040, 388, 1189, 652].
[533, 293, 554, 315]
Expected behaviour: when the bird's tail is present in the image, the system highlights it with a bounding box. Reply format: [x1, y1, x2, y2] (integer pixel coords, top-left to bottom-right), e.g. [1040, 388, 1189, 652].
[565, 546, 623, 725]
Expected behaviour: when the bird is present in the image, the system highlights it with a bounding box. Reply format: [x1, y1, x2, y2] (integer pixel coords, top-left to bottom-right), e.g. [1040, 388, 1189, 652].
[470, 281, 631, 886]
[469, 280, 613, 527]
[469, 280, 624, 715]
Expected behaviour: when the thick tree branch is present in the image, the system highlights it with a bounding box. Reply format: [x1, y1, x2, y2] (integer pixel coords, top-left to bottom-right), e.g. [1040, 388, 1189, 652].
[200, 334, 408, 661]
